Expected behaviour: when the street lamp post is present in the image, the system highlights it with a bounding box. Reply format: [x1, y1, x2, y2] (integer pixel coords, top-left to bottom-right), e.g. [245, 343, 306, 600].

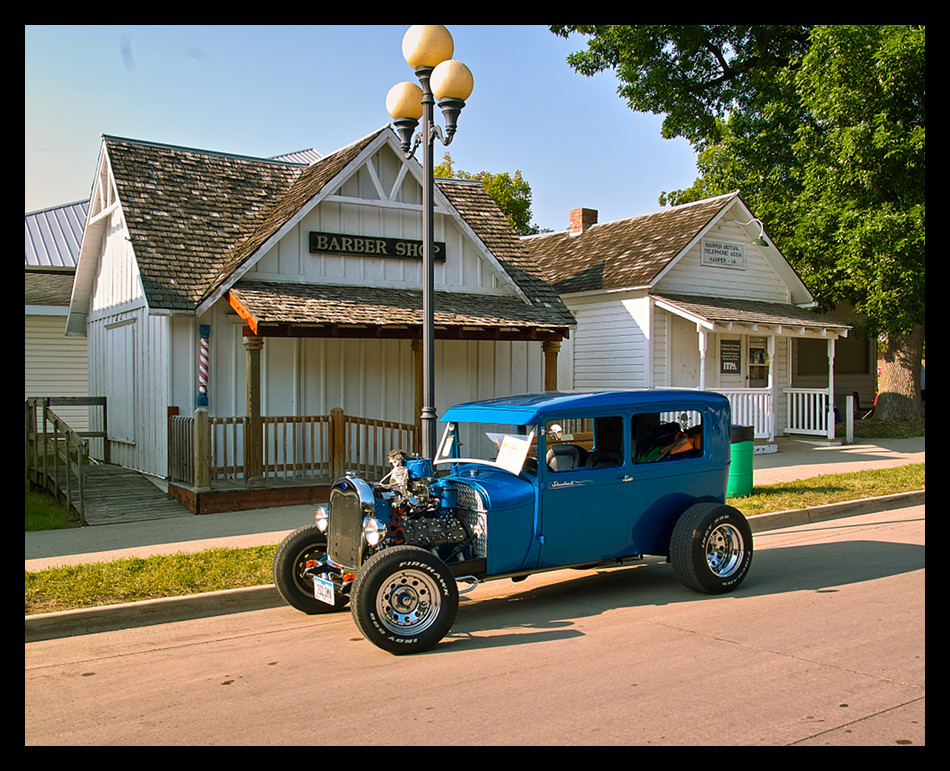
[386, 25, 474, 461]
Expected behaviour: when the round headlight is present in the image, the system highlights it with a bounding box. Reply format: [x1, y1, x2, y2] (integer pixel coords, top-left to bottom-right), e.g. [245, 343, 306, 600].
[315, 505, 329, 532]
[362, 516, 386, 546]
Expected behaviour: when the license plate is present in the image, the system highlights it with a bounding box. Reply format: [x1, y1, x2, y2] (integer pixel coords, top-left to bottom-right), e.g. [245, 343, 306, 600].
[313, 575, 336, 605]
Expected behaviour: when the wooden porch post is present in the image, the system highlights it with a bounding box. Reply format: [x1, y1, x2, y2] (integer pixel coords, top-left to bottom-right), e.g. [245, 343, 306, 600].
[244, 335, 264, 486]
[827, 337, 836, 440]
[193, 407, 211, 490]
[330, 407, 345, 480]
[697, 328, 707, 391]
[767, 335, 776, 441]
[543, 339, 560, 391]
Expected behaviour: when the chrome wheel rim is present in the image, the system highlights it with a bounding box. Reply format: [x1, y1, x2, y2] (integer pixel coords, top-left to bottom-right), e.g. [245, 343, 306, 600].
[706, 523, 746, 578]
[376, 568, 442, 635]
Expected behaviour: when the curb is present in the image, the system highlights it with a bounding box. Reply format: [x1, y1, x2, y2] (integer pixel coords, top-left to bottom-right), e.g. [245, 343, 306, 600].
[26, 490, 924, 643]
[745, 489, 924, 533]
[26, 585, 285, 642]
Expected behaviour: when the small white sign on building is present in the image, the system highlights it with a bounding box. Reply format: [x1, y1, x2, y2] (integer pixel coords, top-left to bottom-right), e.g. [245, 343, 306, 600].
[701, 239, 746, 270]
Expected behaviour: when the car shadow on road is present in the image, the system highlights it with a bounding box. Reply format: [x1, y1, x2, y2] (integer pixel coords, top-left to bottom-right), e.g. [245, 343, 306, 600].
[436, 531, 924, 654]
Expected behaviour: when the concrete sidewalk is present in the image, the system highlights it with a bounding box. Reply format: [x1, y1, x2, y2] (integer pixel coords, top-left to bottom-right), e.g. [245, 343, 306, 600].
[751, 435, 925, 485]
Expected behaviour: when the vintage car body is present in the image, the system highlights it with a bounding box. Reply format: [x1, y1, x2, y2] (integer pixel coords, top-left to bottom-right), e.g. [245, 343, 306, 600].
[273, 390, 753, 654]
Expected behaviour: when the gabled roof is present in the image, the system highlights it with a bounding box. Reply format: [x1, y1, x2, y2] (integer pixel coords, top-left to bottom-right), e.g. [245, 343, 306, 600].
[84, 128, 572, 340]
[435, 178, 574, 327]
[523, 193, 737, 294]
[522, 192, 813, 308]
[102, 133, 324, 311]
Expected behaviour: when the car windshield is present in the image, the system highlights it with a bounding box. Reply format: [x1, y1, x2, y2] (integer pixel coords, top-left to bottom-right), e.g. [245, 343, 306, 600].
[435, 422, 538, 475]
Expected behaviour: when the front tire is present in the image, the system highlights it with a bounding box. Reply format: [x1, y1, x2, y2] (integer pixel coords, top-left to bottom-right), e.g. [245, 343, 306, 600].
[350, 546, 459, 654]
[273, 525, 348, 614]
[670, 503, 753, 594]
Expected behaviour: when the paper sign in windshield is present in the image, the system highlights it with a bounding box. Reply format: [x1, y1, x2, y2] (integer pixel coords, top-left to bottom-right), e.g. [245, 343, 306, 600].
[494, 432, 534, 475]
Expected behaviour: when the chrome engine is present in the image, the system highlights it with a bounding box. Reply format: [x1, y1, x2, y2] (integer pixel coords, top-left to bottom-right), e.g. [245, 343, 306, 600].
[379, 450, 470, 550]
[325, 450, 476, 572]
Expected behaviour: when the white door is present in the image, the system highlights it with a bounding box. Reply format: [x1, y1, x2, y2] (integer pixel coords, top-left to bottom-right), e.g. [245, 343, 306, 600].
[670, 315, 700, 387]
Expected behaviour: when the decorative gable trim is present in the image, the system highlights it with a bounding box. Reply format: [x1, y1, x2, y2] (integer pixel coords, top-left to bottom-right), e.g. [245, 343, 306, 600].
[67, 144, 127, 336]
[196, 127, 390, 315]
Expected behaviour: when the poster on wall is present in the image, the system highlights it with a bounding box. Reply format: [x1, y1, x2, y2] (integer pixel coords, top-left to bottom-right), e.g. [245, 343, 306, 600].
[720, 339, 742, 375]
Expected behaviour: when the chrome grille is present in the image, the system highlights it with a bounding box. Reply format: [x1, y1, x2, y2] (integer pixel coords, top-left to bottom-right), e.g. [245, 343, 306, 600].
[327, 477, 374, 570]
[455, 483, 487, 558]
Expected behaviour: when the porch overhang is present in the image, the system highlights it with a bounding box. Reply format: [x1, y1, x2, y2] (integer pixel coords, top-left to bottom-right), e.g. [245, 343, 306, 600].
[652, 294, 850, 339]
[227, 280, 570, 342]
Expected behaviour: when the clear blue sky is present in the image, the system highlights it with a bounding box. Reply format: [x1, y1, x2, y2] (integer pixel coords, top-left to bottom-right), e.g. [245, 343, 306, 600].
[25, 24, 698, 233]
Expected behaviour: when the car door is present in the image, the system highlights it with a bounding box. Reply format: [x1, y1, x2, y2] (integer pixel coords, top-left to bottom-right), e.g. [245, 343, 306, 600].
[537, 414, 634, 567]
[626, 407, 722, 553]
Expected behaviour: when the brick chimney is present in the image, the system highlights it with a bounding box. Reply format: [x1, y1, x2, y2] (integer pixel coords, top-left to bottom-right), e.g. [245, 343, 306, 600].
[569, 208, 598, 235]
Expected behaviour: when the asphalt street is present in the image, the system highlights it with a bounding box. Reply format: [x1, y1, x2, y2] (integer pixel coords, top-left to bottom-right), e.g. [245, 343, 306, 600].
[25, 504, 925, 746]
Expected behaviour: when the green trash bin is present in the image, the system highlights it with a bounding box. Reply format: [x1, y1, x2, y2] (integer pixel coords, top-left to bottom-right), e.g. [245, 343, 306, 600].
[727, 425, 754, 498]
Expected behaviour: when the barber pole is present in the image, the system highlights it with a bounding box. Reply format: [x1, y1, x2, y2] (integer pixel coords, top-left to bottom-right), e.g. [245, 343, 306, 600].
[197, 324, 210, 407]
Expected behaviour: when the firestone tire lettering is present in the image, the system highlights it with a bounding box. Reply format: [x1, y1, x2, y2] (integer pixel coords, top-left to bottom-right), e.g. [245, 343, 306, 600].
[350, 546, 459, 655]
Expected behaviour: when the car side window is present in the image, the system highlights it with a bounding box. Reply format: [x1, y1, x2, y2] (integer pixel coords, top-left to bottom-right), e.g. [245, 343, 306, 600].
[545, 416, 624, 472]
[632, 410, 703, 464]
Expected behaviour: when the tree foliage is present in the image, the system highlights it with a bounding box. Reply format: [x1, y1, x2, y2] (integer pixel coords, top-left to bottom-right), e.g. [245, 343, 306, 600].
[434, 152, 542, 236]
[551, 24, 925, 418]
[792, 25, 925, 336]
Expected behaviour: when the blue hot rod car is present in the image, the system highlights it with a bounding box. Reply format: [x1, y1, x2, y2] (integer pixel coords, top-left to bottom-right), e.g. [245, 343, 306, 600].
[273, 390, 753, 654]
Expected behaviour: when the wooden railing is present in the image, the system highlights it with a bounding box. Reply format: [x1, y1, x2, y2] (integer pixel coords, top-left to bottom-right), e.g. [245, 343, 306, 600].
[784, 387, 834, 439]
[25, 397, 108, 523]
[338, 412, 417, 480]
[716, 388, 774, 441]
[168, 409, 416, 487]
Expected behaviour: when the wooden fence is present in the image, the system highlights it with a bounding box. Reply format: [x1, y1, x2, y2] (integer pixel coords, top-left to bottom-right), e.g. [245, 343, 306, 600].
[784, 387, 834, 439]
[168, 408, 417, 488]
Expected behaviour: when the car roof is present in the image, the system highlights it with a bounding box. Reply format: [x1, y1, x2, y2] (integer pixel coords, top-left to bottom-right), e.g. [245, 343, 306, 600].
[440, 389, 729, 425]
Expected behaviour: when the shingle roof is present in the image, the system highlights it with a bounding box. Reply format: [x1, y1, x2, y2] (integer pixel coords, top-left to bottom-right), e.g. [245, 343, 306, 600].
[521, 193, 736, 294]
[653, 294, 850, 332]
[230, 281, 570, 336]
[101, 129, 572, 336]
[25, 270, 75, 306]
[105, 135, 308, 311]
[434, 178, 575, 328]
[198, 131, 379, 306]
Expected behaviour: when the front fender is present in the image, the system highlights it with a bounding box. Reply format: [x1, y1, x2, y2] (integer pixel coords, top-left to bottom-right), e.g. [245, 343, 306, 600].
[447, 466, 538, 574]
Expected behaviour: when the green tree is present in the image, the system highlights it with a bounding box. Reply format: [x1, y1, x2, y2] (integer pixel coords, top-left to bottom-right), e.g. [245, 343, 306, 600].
[434, 152, 543, 236]
[792, 25, 925, 420]
[552, 24, 925, 419]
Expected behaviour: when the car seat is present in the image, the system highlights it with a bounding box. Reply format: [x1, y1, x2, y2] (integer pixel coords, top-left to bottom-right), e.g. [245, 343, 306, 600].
[586, 450, 621, 468]
[546, 444, 581, 472]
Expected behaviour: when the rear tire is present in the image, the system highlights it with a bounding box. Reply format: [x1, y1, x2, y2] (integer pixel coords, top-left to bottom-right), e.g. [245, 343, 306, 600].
[670, 503, 753, 594]
[273, 525, 348, 614]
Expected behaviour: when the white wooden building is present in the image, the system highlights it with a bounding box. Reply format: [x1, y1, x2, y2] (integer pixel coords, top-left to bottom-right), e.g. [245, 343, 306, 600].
[25, 200, 90, 431]
[522, 194, 874, 443]
[65, 128, 574, 483]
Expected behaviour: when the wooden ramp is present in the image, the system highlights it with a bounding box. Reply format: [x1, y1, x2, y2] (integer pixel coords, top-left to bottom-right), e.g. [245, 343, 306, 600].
[81, 464, 193, 526]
